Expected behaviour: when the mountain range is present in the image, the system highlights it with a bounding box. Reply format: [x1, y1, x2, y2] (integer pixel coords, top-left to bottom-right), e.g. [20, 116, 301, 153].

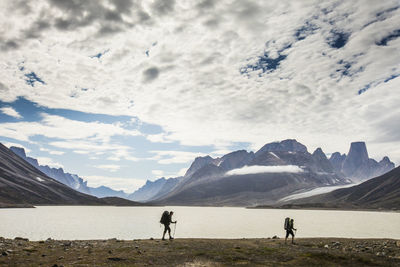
[130, 139, 394, 206]
[0, 143, 142, 207]
[285, 165, 400, 210]
[10, 146, 129, 199]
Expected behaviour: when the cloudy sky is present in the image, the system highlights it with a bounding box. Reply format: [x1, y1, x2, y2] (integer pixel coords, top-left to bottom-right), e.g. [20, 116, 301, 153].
[0, 0, 399, 192]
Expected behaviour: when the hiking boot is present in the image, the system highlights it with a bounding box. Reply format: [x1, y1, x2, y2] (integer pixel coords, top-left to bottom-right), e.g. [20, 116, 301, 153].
[169, 237, 174, 240]
[162, 238, 166, 241]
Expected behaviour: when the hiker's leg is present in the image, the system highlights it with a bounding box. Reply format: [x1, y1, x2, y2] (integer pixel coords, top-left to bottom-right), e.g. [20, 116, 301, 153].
[167, 225, 171, 238]
[290, 230, 295, 244]
[162, 225, 167, 239]
[285, 230, 289, 243]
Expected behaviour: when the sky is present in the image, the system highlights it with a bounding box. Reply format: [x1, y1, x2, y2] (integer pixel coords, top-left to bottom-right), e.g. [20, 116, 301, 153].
[0, 0, 399, 193]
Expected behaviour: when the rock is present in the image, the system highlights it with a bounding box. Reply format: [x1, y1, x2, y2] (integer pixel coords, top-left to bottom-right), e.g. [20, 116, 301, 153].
[42, 254, 46, 257]
[23, 247, 37, 252]
[324, 245, 329, 249]
[108, 250, 112, 254]
[14, 237, 29, 241]
[39, 240, 45, 244]
[58, 256, 64, 260]
[272, 235, 279, 239]
[63, 242, 72, 247]
[52, 264, 58, 267]
[150, 237, 154, 240]
[396, 241, 400, 248]
[235, 246, 241, 249]
[135, 246, 139, 249]
[108, 238, 117, 242]
[108, 257, 125, 261]
[2, 251, 8, 256]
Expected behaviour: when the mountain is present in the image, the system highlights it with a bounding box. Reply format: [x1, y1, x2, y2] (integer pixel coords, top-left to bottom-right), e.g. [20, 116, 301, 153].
[290, 166, 400, 210]
[9, 146, 128, 199]
[329, 142, 395, 182]
[128, 139, 395, 206]
[153, 140, 350, 206]
[90, 186, 129, 199]
[128, 177, 180, 202]
[0, 143, 102, 206]
[0, 143, 142, 207]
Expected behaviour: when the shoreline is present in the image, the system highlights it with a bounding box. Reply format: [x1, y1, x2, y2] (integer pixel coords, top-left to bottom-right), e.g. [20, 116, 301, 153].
[1, 237, 399, 266]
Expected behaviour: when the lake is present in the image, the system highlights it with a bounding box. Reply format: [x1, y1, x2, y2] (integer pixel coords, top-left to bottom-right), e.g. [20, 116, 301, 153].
[0, 206, 399, 241]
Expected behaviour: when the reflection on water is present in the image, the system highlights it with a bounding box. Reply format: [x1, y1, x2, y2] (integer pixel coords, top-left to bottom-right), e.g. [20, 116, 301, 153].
[0, 206, 399, 240]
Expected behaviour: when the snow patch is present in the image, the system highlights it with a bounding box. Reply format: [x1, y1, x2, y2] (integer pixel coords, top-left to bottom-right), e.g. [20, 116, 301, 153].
[269, 152, 280, 159]
[279, 183, 359, 202]
[36, 177, 45, 182]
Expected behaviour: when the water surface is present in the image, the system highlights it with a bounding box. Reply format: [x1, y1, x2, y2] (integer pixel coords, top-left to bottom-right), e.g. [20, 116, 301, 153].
[0, 206, 399, 240]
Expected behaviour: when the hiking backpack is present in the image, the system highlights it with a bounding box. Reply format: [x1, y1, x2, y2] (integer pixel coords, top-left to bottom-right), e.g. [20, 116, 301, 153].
[160, 211, 170, 224]
[284, 217, 290, 230]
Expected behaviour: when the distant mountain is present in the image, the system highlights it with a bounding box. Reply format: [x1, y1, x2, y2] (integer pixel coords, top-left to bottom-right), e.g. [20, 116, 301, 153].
[0, 143, 100, 206]
[90, 186, 129, 199]
[0, 143, 143, 207]
[153, 140, 351, 206]
[9, 146, 129, 199]
[128, 177, 180, 202]
[126, 139, 395, 206]
[329, 142, 395, 182]
[290, 166, 400, 210]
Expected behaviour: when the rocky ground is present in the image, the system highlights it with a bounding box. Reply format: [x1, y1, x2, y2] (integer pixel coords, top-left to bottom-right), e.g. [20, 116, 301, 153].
[1, 237, 400, 266]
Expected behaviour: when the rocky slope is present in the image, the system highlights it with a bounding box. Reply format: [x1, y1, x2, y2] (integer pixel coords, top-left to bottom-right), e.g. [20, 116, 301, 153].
[0, 143, 141, 207]
[9, 146, 129, 199]
[290, 166, 400, 210]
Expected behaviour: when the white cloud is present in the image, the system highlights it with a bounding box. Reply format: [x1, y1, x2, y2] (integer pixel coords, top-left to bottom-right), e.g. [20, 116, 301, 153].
[0, 107, 22, 119]
[39, 147, 64, 155]
[151, 169, 164, 176]
[149, 150, 208, 164]
[0, 0, 399, 166]
[83, 175, 146, 193]
[94, 164, 121, 172]
[226, 165, 304, 176]
[35, 156, 64, 169]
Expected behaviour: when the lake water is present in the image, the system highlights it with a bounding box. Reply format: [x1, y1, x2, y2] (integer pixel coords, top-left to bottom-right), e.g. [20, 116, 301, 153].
[0, 206, 399, 241]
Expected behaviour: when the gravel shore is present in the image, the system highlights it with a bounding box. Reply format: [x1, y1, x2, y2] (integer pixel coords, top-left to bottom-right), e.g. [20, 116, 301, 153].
[1, 237, 400, 266]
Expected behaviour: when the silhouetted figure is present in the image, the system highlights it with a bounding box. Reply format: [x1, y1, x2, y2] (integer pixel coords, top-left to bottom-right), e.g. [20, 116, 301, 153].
[284, 218, 297, 244]
[160, 211, 177, 240]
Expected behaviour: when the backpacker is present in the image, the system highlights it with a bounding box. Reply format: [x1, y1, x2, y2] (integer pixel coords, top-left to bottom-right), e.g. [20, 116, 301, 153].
[160, 211, 170, 224]
[284, 217, 290, 230]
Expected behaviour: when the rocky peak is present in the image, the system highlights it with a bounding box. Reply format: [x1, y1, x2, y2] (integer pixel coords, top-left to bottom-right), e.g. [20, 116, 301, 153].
[219, 150, 255, 171]
[255, 139, 308, 157]
[185, 156, 215, 177]
[10, 146, 26, 159]
[312, 148, 326, 159]
[342, 142, 369, 177]
[329, 152, 346, 173]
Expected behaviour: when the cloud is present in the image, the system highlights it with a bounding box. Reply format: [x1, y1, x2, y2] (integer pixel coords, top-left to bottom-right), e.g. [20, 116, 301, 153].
[151, 169, 164, 176]
[39, 147, 65, 155]
[94, 164, 121, 172]
[35, 156, 64, 168]
[225, 165, 304, 176]
[0, 0, 399, 165]
[149, 150, 208, 164]
[83, 175, 146, 193]
[0, 107, 22, 119]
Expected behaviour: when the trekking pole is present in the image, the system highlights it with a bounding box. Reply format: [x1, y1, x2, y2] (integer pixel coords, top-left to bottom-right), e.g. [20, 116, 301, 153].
[173, 222, 177, 238]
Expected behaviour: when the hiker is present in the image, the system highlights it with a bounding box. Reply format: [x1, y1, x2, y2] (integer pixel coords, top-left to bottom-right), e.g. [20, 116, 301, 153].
[284, 218, 297, 244]
[160, 211, 177, 240]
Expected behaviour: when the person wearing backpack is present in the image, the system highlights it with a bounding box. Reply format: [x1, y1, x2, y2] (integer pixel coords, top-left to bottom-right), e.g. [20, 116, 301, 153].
[160, 211, 177, 240]
[284, 218, 297, 244]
